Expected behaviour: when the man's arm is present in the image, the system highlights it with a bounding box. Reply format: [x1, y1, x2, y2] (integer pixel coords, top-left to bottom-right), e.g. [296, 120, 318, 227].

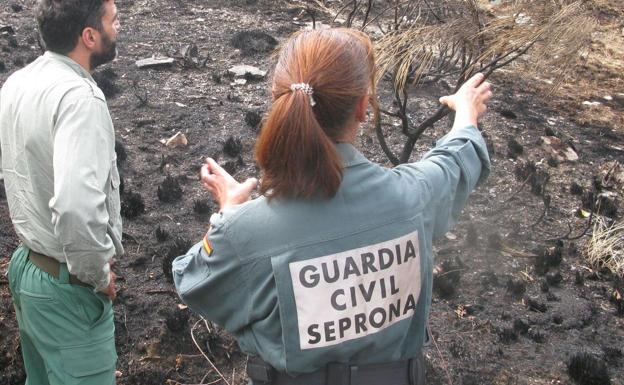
[49, 95, 116, 291]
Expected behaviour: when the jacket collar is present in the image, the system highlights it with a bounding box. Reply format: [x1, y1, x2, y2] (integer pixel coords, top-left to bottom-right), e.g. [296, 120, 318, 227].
[336, 143, 369, 168]
[44, 51, 94, 82]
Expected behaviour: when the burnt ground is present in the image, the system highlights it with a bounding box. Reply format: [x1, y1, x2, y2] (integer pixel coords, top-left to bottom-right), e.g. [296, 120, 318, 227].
[1, 1, 623, 385]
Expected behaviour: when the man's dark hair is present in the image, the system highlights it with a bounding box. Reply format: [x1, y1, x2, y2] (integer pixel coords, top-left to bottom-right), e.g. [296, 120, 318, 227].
[36, 0, 108, 54]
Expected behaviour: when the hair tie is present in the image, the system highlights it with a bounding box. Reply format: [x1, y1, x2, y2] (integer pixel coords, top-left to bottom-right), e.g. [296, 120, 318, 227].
[290, 83, 316, 107]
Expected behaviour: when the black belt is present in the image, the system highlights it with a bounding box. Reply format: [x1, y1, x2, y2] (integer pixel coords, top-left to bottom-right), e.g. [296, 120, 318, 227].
[247, 353, 425, 385]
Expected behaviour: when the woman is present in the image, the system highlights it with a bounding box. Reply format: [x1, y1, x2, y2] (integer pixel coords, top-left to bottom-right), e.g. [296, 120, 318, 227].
[173, 28, 491, 385]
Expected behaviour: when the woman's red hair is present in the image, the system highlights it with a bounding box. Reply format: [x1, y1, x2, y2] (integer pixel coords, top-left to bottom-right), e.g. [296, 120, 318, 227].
[255, 28, 377, 200]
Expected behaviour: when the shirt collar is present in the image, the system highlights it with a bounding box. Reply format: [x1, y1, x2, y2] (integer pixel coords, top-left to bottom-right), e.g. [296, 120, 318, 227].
[44, 51, 94, 82]
[336, 143, 369, 168]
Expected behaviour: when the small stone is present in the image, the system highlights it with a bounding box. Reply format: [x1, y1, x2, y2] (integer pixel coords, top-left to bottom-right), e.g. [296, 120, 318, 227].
[164, 132, 188, 148]
[228, 64, 266, 79]
[540, 136, 578, 163]
[135, 57, 175, 69]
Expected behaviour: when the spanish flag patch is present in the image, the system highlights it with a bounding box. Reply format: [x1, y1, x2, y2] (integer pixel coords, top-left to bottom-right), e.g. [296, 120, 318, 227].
[202, 234, 213, 256]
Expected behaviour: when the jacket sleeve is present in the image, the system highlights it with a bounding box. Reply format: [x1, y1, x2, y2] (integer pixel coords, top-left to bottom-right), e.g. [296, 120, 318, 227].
[49, 96, 115, 290]
[172, 212, 250, 333]
[395, 125, 490, 240]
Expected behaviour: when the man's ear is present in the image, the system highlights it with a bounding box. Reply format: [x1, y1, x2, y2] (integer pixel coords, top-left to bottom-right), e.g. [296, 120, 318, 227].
[80, 27, 98, 50]
[355, 94, 369, 123]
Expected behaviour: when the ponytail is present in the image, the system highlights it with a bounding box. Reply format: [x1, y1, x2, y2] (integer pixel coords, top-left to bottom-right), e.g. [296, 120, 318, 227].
[255, 90, 342, 200]
[254, 28, 376, 201]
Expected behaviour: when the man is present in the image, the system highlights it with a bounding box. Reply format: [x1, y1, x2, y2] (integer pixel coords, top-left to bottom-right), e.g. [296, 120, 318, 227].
[0, 1, 122, 384]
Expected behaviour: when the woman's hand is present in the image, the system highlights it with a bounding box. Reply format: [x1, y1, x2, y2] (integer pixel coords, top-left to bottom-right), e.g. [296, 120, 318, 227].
[200, 158, 258, 211]
[439, 72, 492, 128]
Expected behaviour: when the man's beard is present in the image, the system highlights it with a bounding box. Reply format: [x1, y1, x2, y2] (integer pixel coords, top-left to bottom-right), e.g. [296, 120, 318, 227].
[90, 32, 117, 70]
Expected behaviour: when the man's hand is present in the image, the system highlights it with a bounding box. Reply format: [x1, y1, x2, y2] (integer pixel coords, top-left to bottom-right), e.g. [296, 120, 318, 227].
[200, 158, 258, 211]
[439, 73, 492, 128]
[100, 271, 117, 300]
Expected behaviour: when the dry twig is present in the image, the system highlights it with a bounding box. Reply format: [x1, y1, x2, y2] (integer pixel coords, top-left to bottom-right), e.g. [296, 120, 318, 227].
[191, 318, 231, 385]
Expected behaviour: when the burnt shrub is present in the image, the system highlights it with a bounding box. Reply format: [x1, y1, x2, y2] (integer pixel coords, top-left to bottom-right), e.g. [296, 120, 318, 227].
[121, 191, 145, 218]
[568, 352, 611, 385]
[157, 175, 183, 203]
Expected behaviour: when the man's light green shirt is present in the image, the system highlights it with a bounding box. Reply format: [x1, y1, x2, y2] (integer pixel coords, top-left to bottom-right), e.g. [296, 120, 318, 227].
[0, 52, 123, 290]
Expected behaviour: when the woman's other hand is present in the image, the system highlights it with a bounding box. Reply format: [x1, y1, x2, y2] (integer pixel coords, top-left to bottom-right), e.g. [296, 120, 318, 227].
[439, 73, 492, 129]
[200, 158, 258, 211]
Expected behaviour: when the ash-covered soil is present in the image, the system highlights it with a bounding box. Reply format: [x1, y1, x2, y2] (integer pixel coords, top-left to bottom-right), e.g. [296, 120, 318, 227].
[1, 1, 623, 385]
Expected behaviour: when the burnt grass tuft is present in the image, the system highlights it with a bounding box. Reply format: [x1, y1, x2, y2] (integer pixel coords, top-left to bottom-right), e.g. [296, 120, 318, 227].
[515, 161, 550, 196]
[526, 297, 547, 313]
[157, 175, 183, 203]
[506, 137, 524, 159]
[570, 181, 584, 195]
[121, 191, 145, 218]
[230, 30, 277, 56]
[499, 327, 517, 344]
[506, 277, 526, 299]
[162, 237, 193, 283]
[115, 139, 128, 164]
[433, 258, 463, 299]
[193, 199, 212, 215]
[546, 271, 563, 286]
[612, 277, 624, 315]
[568, 352, 611, 385]
[245, 110, 262, 129]
[164, 307, 190, 332]
[92, 68, 121, 99]
[155, 225, 169, 242]
[513, 318, 530, 335]
[223, 136, 243, 157]
[534, 242, 563, 275]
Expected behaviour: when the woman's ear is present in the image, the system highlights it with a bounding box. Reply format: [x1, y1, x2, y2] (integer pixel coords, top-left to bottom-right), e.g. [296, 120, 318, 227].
[355, 94, 369, 123]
